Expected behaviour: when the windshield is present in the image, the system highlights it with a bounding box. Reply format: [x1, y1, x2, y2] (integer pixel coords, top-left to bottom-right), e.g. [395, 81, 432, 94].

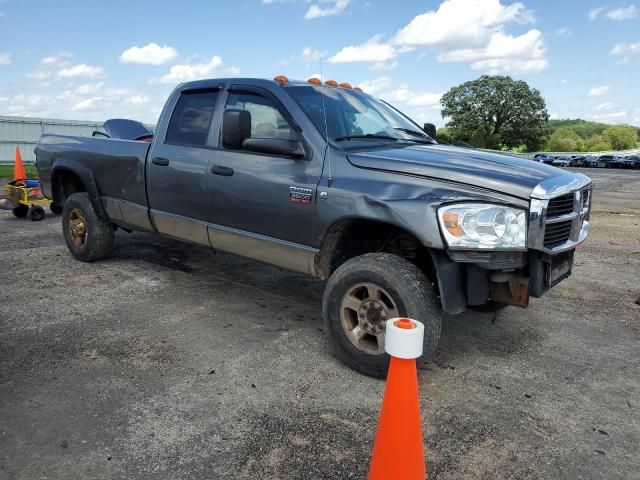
[284, 85, 435, 148]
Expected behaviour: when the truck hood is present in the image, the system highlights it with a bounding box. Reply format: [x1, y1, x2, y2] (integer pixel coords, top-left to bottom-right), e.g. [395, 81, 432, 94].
[347, 144, 566, 200]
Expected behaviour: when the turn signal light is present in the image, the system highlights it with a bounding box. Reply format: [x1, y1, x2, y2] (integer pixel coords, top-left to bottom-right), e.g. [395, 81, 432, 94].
[324, 80, 338, 87]
[274, 75, 289, 84]
[307, 77, 322, 85]
[442, 212, 463, 237]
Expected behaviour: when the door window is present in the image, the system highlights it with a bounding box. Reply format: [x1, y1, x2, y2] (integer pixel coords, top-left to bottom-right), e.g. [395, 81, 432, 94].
[225, 92, 292, 140]
[166, 90, 219, 147]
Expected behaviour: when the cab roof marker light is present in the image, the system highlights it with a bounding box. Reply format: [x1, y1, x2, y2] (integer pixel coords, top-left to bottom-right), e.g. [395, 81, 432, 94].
[339, 82, 352, 89]
[354, 87, 363, 92]
[274, 75, 289, 84]
[307, 77, 322, 85]
[324, 80, 338, 87]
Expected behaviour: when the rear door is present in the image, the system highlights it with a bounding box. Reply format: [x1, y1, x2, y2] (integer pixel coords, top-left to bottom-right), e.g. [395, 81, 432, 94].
[207, 85, 321, 246]
[147, 87, 221, 245]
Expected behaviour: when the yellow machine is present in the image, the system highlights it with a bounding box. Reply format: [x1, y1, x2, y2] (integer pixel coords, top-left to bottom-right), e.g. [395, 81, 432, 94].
[5, 179, 61, 221]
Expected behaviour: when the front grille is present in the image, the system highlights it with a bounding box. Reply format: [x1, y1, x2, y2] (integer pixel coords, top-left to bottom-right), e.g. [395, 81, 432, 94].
[544, 220, 573, 247]
[547, 193, 574, 217]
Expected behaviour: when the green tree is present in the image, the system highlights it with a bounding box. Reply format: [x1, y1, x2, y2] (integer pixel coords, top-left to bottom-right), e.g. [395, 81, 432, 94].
[585, 134, 612, 152]
[602, 125, 639, 150]
[546, 127, 584, 152]
[440, 75, 550, 151]
[435, 128, 453, 144]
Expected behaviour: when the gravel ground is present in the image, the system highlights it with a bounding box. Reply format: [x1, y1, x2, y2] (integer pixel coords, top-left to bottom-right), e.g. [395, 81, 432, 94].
[1, 168, 639, 480]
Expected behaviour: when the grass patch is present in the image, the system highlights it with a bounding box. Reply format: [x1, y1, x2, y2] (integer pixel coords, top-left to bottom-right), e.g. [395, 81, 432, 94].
[0, 164, 38, 180]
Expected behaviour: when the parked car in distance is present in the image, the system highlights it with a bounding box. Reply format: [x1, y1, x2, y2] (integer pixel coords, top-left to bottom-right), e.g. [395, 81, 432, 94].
[533, 153, 555, 164]
[594, 155, 616, 168]
[569, 155, 587, 167]
[551, 156, 571, 167]
[610, 155, 640, 169]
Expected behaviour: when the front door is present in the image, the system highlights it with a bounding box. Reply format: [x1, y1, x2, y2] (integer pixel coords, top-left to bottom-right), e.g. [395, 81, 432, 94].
[207, 86, 321, 247]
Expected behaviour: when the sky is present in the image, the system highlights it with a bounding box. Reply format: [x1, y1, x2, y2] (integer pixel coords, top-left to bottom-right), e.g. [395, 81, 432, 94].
[0, 0, 639, 127]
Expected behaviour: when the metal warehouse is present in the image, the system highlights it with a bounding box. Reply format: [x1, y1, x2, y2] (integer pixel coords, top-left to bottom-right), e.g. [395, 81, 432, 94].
[0, 116, 104, 164]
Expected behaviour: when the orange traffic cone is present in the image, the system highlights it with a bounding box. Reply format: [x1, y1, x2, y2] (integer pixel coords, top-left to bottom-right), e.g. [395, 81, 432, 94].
[13, 147, 27, 180]
[368, 318, 426, 480]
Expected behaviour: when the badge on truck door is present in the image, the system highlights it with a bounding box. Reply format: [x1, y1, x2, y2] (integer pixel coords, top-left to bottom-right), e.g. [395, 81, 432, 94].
[289, 186, 312, 205]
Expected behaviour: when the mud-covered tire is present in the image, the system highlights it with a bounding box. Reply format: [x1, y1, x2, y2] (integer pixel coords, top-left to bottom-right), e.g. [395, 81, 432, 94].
[62, 192, 114, 262]
[12, 205, 29, 218]
[322, 252, 442, 378]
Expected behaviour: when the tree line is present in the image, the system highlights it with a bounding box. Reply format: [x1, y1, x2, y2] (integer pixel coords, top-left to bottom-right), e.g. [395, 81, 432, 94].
[436, 75, 640, 153]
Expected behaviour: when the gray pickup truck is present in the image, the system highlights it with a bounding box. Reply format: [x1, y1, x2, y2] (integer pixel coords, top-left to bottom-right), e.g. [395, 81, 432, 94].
[36, 76, 592, 377]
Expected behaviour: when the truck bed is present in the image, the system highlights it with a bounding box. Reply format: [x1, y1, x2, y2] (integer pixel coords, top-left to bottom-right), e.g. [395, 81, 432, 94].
[36, 134, 151, 207]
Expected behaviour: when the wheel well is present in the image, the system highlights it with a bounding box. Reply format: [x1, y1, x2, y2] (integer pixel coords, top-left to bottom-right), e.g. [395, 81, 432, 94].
[315, 218, 437, 283]
[52, 169, 86, 206]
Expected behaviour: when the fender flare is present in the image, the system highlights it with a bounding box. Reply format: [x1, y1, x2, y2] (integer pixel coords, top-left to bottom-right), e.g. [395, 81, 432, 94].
[51, 159, 108, 220]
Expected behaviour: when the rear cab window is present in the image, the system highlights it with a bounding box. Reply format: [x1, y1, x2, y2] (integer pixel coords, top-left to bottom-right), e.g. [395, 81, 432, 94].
[166, 90, 220, 147]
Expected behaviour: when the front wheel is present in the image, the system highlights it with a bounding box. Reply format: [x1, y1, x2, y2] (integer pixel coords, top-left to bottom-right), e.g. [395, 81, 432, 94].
[322, 253, 442, 378]
[62, 192, 114, 262]
[12, 205, 29, 218]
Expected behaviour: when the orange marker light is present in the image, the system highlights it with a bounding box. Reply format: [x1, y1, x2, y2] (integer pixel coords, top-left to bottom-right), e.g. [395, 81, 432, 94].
[339, 82, 352, 89]
[274, 75, 289, 84]
[324, 80, 338, 87]
[307, 77, 322, 85]
[354, 87, 363, 92]
[442, 212, 463, 237]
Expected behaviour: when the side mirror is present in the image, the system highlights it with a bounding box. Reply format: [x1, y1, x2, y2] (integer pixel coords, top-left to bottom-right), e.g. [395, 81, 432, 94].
[423, 122, 437, 138]
[223, 109, 251, 148]
[241, 138, 305, 159]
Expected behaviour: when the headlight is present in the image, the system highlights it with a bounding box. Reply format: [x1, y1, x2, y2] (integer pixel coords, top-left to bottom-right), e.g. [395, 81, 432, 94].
[437, 203, 527, 250]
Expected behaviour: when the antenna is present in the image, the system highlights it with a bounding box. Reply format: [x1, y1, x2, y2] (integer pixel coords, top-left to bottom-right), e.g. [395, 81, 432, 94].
[319, 57, 332, 186]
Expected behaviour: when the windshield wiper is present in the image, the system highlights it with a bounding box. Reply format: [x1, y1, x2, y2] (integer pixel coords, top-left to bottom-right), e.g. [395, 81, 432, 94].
[333, 134, 399, 142]
[393, 128, 436, 143]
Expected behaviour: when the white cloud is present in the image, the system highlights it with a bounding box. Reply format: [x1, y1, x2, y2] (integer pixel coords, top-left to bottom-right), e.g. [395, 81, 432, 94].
[383, 86, 443, 108]
[57, 64, 105, 79]
[588, 7, 605, 21]
[390, 0, 547, 74]
[596, 102, 614, 110]
[606, 5, 638, 20]
[154, 56, 238, 84]
[611, 41, 640, 55]
[300, 47, 327, 65]
[329, 35, 397, 63]
[587, 86, 610, 97]
[120, 43, 179, 66]
[356, 76, 441, 108]
[357, 77, 393, 96]
[556, 27, 571, 37]
[0, 52, 11, 66]
[436, 29, 547, 74]
[26, 70, 49, 81]
[305, 0, 350, 20]
[370, 60, 398, 71]
[393, 0, 534, 48]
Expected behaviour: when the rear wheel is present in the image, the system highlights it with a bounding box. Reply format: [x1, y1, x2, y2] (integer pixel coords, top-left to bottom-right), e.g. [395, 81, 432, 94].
[323, 252, 442, 378]
[62, 192, 114, 262]
[12, 205, 29, 218]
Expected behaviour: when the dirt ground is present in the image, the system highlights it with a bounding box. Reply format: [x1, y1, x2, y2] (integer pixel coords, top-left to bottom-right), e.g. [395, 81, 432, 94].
[1, 168, 638, 480]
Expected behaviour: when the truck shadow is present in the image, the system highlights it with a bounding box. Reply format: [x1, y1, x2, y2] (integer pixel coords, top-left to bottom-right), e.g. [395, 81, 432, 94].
[111, 231, 544, 363]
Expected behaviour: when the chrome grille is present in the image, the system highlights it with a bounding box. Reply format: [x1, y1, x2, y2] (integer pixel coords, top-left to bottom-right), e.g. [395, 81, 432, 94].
[546, 193, 574, 217]
[528, 173, 592, 254]
[544, 220, 573, 247]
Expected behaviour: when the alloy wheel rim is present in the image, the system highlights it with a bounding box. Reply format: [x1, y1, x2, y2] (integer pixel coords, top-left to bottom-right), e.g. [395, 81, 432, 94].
[68, 208, 87, 248]
[339, 282, 399, 355]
